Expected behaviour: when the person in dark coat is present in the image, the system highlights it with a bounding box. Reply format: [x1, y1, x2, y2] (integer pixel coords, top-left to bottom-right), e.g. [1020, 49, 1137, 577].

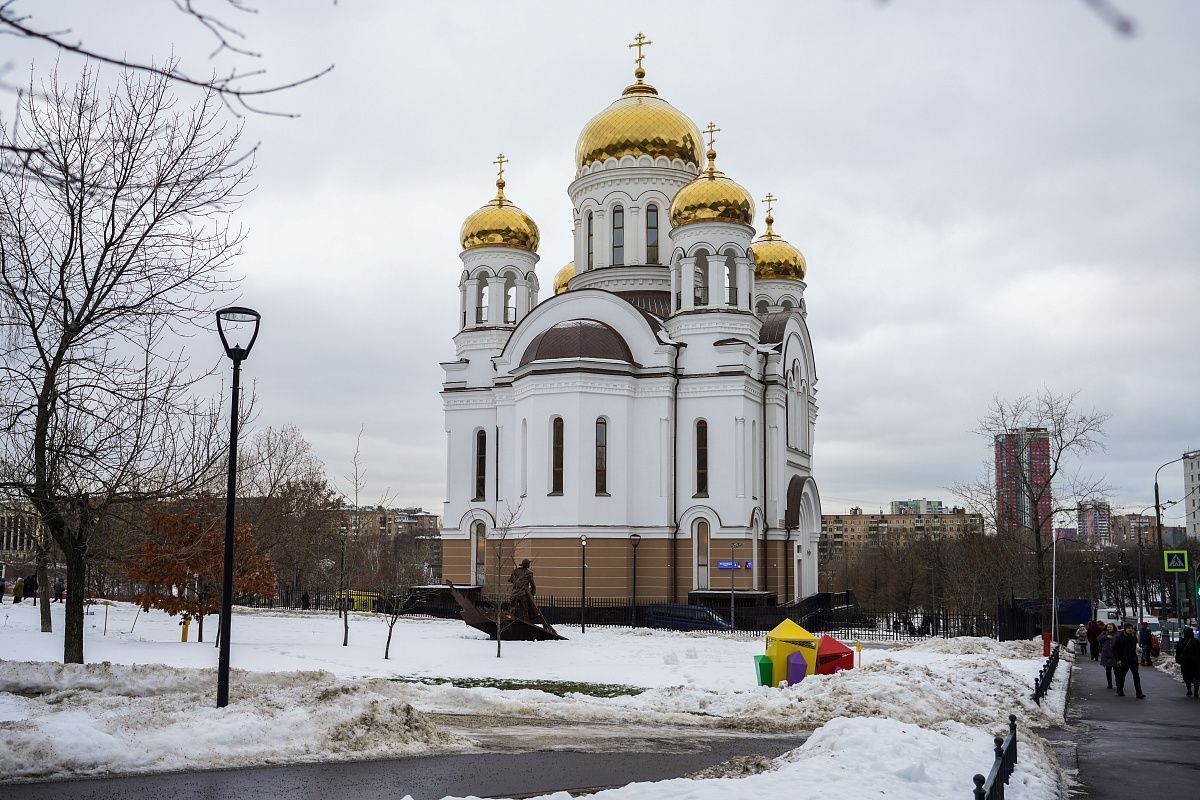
[1098, 622, 1119, 688]
[1175, 627, 1200, 698]
[1087, 620, 1103, 661]
[1138, 622, 1154, 665]
[301, 592, 310, 611]
[1114, 622, 1146, 698]
[23, 573, 38, 604]
[52, 577, 65, 602]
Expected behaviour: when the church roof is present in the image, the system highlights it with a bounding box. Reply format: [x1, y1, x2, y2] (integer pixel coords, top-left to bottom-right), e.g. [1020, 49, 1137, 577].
[759, 310, 794, 345]
[519, 319, 635, 367]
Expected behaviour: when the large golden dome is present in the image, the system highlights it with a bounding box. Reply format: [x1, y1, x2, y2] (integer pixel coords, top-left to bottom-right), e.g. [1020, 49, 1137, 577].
[670, 147, 755, 229]
[576, 70, 703, 170]
[460, 177, 540, 253]
[553, 261, 574, 294]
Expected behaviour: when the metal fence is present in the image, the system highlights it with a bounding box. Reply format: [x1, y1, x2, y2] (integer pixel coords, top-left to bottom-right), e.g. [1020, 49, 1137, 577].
[1032, 644, 1061, 705]
[972, 714, 1018, 800]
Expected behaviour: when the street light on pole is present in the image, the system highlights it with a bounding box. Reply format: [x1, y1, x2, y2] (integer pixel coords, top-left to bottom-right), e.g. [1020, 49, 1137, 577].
[730, 541, 744, 630]
[214, 306, 261, 709]
[628, 534, 641, 627]
[580, 535, 587, 634]
[1155, 451, 1200, 623]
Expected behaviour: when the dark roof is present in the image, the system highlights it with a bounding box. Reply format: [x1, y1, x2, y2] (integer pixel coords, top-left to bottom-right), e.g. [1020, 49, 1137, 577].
[519, 319, 635, 367]
[615, 290, 672, 320]
[759, 310, 793, 345]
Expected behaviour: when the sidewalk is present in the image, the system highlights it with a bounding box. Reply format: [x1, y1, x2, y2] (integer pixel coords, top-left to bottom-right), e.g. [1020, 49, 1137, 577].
[1062, 655, 1200, 796]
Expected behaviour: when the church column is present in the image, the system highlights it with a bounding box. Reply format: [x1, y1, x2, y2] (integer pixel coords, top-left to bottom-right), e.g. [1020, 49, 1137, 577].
[626, 206, 643, 266]
[594, 209, 608, 269]
[464, 278, 481, 327]
[707, 254, 724, 308]
[459, 283, 468, 329]
[680, 257, 696, 311]
[486, 276, 506, 325]
[515, 278, 531, 321]
[737, 258, 753, 310]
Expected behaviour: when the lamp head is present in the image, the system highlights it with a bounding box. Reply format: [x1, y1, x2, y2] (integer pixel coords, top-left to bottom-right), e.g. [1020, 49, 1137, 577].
[629, 533, 642, 549]
[580, 535, 587, 547]
[216, 306, 261, 362]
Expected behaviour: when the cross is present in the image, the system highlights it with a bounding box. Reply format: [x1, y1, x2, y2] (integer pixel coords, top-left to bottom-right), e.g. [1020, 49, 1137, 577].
[762, 193, 777, 217]
[493, 153, 507, 183]
[628, 33, 652, 70]
[703, 122, 720, 150]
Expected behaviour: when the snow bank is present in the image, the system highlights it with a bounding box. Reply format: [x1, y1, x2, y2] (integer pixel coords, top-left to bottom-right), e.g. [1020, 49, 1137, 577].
[0, 661, 466, 781]
[439, 716, 1061, 800]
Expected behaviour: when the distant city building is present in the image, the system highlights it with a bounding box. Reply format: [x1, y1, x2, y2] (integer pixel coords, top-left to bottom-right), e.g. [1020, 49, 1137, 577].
[1076, 501, 1112, 546]
[1110, 514, 1186, 549]
[995, 428, 1052, 537]
[0, 504, 40, 578]
[1054, 527, 1078, 542]
[889, 499, 947, 515]
[1186, 451, 1200, 540]
[820, 506, 984, 560]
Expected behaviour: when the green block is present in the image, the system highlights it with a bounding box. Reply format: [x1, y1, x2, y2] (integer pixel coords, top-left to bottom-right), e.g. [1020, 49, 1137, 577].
[754, 654, 774, 686]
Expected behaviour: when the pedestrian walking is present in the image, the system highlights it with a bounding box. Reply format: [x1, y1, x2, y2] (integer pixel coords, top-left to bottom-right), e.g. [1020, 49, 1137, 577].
[1087, 620, 1103, 661]
[12, 576, 24, 605]
[52, 577, 64, 603]
[1175, 627, 1200, 698]
[1099, 622, 1119, 688]
[24, 573, 38, 605]
[301, 592, 311, 611]
[0, 576, 6, 604]
[1137, 621, 1154, 666]
[1114, 622, 1146, 699]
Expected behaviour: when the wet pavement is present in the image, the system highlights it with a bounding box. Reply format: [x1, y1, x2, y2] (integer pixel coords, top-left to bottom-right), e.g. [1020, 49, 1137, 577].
[1050, 656, 1200, 797]
[4, 717, 808, 800]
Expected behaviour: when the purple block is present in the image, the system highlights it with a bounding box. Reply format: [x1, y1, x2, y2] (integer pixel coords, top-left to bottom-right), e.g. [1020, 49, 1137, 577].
[787, 651, 808, 686]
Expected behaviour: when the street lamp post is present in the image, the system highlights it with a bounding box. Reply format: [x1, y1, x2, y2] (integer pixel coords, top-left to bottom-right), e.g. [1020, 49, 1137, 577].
[1155, 451, 1200, 624]
[628, 534, 641, 627]
[730, 541, 744, 629]
[580, 535, 587, 634]
[215, 306, 261, 709]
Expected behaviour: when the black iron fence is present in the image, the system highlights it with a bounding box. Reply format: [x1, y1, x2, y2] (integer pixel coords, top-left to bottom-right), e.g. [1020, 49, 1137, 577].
[972, 714, 1018, 800]
[1032, 644, 1060, 705]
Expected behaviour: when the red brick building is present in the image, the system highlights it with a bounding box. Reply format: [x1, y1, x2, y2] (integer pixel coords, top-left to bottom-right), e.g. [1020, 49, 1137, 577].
[995, 428, 1052, 538]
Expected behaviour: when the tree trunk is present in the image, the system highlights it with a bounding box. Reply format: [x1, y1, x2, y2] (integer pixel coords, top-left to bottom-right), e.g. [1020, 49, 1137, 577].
[342, 603, 349, 647]
[384, 620, 394, 660]
[198, 614, 204, 643]
[63, 544, 86, 663]
[38, 551, 52, 633]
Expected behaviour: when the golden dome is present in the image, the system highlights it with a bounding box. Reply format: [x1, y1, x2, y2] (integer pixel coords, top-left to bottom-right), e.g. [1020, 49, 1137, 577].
[669, 145, 755, 229]
[576, 70, 703, 170]
[460, 176, 540, 253]
[553, 261, 575, 294]
[751, 197, 806, 281]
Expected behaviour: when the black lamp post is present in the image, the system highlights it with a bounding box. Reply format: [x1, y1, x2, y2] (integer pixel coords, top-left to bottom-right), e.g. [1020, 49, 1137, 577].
[730, 540, 744, 629]
[580, 535, 588, 633]
[629, 533, 642, 626]
[215, 306, 260, 709]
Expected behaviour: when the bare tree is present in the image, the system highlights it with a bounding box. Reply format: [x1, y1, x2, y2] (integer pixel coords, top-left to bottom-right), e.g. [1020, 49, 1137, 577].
[492, 500, 525, 659]
[363, 528, 430, 660]
[953, 389, 1110, 634]
[338, 425, 392, 647]
[0, 67, 251, 663]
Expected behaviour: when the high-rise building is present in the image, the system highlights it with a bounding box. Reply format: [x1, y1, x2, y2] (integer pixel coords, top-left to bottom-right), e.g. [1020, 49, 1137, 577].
[1076, 501, 1112, 546]
[890, 499, 947, 515]
[1185, 451, 1200, 540]
[995, 428, 1052, 537]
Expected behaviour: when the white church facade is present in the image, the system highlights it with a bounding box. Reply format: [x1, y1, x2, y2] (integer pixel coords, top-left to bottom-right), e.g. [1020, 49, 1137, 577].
[440, 38, 822, 603]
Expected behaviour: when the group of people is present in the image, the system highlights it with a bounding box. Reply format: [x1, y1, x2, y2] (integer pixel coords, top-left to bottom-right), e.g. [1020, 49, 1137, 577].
[0, 574, 66, 604]
[1077, 618, 1200, 699]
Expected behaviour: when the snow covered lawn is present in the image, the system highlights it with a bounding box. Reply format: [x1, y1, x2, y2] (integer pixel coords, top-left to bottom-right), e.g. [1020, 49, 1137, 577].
[0, 601, 1069, 796]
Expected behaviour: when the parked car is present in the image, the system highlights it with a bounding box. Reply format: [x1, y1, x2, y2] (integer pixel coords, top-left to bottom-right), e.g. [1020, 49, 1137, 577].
[645, 603, 732, 632]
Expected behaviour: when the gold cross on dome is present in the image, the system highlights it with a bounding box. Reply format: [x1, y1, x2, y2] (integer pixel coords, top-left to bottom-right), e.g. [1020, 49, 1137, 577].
[628, 33, 652, 70]
[703, 122, 720, 150]
[493, 153, 507, 182]
[762, 193, 777, 217]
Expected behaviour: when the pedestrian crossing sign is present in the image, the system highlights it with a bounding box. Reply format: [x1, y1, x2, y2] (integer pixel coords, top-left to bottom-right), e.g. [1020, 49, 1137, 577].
[1164, 550, 1189, 573]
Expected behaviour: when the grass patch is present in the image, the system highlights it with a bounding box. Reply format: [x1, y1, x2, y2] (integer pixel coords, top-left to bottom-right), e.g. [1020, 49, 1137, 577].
[391, 675, 646, 698]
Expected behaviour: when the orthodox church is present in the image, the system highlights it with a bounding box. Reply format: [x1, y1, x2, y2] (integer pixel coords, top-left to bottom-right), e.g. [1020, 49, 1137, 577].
[440, 36, 822, 604]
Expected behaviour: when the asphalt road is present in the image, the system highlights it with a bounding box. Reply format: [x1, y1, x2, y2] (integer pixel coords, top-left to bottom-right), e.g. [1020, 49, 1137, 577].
[3, 733, 808, 800]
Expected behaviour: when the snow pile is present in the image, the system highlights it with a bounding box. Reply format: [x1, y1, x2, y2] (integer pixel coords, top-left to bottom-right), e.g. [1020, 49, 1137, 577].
[440, 716, 1060, 800]
[902, 635, 1045, 659]
[0, 661, 466, 781]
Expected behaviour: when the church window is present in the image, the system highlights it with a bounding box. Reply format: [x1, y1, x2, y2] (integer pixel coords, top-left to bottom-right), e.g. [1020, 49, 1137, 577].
[695, 519, 710, 590]
[646, 204, 659, 264]
[724, 254, 738, 306]
[473, 429, 486, 501]
[587, 213, 594, 269]
[551, 416, 564, 494]
[475, 279, 488, 324]
[756, 299, 769, 315]
[612, 205, 625, 266]
[781, 298, 794, 312]
[473, 521, 486, 586]
[595, 417, 608, 495]
[694, 251, 709, 306]
[695, 419, 709, 497]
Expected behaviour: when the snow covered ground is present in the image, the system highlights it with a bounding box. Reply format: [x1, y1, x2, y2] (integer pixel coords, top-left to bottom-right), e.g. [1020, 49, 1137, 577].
[0, 601, 1069, 797]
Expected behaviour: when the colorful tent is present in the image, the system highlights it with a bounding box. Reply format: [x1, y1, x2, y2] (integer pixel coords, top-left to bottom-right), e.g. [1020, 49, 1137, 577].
[764, 619, 819, 686]
[817, 634, 855, 674]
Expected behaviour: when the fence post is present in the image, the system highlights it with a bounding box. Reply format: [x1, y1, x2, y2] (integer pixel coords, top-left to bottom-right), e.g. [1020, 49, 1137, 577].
[973, 774, 986, 800]
[1009, 714, 1018, 765]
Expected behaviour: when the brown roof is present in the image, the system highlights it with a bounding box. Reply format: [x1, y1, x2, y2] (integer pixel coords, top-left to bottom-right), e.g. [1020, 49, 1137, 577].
[615, 290, 672, 320]
[519, 319, 635, 367]
[759, 310, 793, 345]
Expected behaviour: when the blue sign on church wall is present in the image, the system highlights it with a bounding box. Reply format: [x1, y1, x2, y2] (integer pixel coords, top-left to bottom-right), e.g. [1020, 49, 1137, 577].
[717, 561, 740, 569]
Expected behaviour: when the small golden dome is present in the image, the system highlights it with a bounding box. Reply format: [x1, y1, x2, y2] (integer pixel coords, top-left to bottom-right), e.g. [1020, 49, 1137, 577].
[553, 261, 575, 294]
[751, 196, 806, 281]
[576, 72, 703, 170]
[669, 145, 754, 229]
[460, 176, 540, 253]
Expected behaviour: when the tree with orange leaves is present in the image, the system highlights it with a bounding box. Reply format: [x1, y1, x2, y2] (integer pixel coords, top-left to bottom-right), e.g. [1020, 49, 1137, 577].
[127, 500, 276, 641]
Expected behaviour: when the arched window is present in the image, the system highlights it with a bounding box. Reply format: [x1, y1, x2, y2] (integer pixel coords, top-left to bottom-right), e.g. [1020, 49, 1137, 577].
[646, 204, 659, 264]
[695, 419, 709, 497]
[755, 299, 769, 315]
[695, 519, 710, 590]
[586, 212, 594, 269]
[611, 205, 625, 266]
[472, 521, 486, 586]
[694, 251, 709, 306]
[503, 272, 517, 323]
[595, 417, 608, 495]
[475, 275, 488, 324]
[550, 416, 564, 494]
[781, 298, 794, 312]
[473, 429, 486, 501]
[724, 253, 738, 306]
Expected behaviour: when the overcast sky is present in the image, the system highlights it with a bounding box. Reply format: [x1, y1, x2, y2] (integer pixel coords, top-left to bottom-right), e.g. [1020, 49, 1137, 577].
[6, 1, 1199, 520]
